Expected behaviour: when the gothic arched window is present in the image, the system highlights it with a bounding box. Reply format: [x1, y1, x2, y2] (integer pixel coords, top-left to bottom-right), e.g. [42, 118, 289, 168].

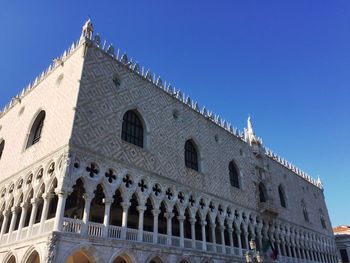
[301, 200, 309, 222]
[121, 110, 144, 148]
[258, 182, 267, 203]
[229, 161, 240, 188]
[0, 140, 4, 160]
[26, 111, 46, 148]
[278, 185, 287, 208]
[185, 140, 198, 171]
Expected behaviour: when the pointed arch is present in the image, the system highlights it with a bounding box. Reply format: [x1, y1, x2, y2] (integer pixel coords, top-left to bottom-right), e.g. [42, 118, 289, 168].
[109, 251, 135, 263]
[147, 255, 165, 263]
[47, 178, 58, 219]
[23, 249, 40, 263]
[258, 182, 267, 203]
[109, 189, 123, 226]
[64, 179, 85, 220]
[127, 193, 139, 229]
[121, 110, 144, 148]
[185, 139, 199, 171]
[26, 110, 46, 148]
[229, 160, 240, 188]
[143, 198, 154, 232]
[89, 184, 105, 223]
[3, 253, 17, 263]
[278, 184, 287, 208]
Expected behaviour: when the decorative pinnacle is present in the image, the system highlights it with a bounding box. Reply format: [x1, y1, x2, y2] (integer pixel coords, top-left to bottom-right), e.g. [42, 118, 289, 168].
[81, 18, 93, 39]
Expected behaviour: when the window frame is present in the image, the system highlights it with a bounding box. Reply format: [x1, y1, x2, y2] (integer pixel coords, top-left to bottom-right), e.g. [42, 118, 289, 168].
[26, 110, 46, 149]
[121, 110, 144, 148]
[184, 139, 199, 171]
[229, 161, 240, 188]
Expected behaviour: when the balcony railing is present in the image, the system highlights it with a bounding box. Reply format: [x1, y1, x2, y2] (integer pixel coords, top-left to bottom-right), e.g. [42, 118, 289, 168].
[0, 218, 55, 246]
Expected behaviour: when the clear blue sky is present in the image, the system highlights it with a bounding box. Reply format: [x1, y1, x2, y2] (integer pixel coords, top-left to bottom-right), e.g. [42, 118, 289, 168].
[1, 1, 349, 227]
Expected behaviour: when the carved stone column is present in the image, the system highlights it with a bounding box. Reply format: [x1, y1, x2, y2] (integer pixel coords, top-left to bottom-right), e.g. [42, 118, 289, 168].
[136, 205, 146, 241]
[81, 194, 93, 235]
[103, 198, 113, 238]
[236, 229, 243, 256]
[165, 212, 174, 245]
[210, 223, 217, 252]
[53, 191, 69, 232]
[152, 209, 160, 244]
[200, 219, 207, 251]
[27, 198, 39, 238]
[16, 202, 29, 241]
[7, 206, 19, 243]
[121, 201, 130, 239]
[178, 215, 185, 248]
[40, 193, 54, 233]
[189, 217, 196, 249]
[227, 226, 234, 253]
[220, 225, 226, 251]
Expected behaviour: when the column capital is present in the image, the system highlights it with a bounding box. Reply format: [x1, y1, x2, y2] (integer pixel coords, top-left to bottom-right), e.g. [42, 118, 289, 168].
[55, 189, 70, 197]
[20, 202, 30, 209]
[177, 215, 186, 221]
[137, 205, 146, 212]
[43, 192, 54, 200]
[83, 193, 94, 201]
[103, 198, 114, 205]
[121, 202, 131, 210]
[236, 229, 241, 235]
[189, 218, 196, 225]
[30, 197, 39, 205]
[164, 212, 174, 219]
[3, 210, 11, 217]
[151, 209, 160, 216]
[11, 206, 19, 214]
[219, 225, 225, 231]
[200, 220, 207, 226]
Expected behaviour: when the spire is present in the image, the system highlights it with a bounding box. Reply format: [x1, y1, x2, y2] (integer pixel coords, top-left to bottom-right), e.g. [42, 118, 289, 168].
[247, 114, 254, 134]
[81, 18, 94, 40]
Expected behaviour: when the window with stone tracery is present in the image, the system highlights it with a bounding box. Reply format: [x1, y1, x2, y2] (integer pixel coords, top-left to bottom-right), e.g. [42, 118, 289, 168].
[121, 110, 144, 148]
[185, 139, 199, 171]
[278, 185, 287, 208]
[26, 110, 45, 148]
[229, 161, 240, 188]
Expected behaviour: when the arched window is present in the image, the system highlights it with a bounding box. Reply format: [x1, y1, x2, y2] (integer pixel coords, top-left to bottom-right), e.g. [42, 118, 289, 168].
[278, 185, 287, 208]
[26, 111, 46, 148]
[301, 200, 309, 222]
[121, 110, 144, 148]
[258, 182, 267, 203]
[229, 161, 240, 188]
[185, 140, 198, 171]
[0, 140, 4, 160]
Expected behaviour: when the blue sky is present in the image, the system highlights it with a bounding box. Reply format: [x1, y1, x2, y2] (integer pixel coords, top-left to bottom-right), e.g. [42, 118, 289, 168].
[0, 1, 349, 226]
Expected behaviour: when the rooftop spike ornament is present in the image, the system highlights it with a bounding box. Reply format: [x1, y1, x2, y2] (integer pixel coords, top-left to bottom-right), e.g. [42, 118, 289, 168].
[81, 18, 93, 40]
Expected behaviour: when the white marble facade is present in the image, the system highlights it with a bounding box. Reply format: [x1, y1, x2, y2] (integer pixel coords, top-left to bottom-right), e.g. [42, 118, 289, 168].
[0, 20, 339, 263]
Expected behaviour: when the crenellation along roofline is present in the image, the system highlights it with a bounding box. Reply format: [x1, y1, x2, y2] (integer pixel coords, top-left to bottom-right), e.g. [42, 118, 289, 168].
[0, 20, 323, 190]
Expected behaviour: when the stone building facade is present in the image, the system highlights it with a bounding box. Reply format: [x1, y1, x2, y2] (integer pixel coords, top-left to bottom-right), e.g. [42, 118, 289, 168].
[333, 226, 350, 262]
[0, 20, 339, 263]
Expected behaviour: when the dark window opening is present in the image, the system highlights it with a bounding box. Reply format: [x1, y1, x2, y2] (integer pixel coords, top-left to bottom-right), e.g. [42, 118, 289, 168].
[278, 185, 287, 208]
[27, 111, 46, 148]
[121, 110, 144, 148]
[229, 161, 240, 188]
[185, 140, 198, 171]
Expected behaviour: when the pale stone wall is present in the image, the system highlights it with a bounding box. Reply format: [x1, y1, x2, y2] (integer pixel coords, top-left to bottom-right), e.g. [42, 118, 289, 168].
[70, 44, 333, 238]
[0, 43, 85, 181]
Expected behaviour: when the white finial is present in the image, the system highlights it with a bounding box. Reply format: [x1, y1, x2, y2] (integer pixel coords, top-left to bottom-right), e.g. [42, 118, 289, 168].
[247, 114, 253, 133]
[81, 18, 93, 40]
